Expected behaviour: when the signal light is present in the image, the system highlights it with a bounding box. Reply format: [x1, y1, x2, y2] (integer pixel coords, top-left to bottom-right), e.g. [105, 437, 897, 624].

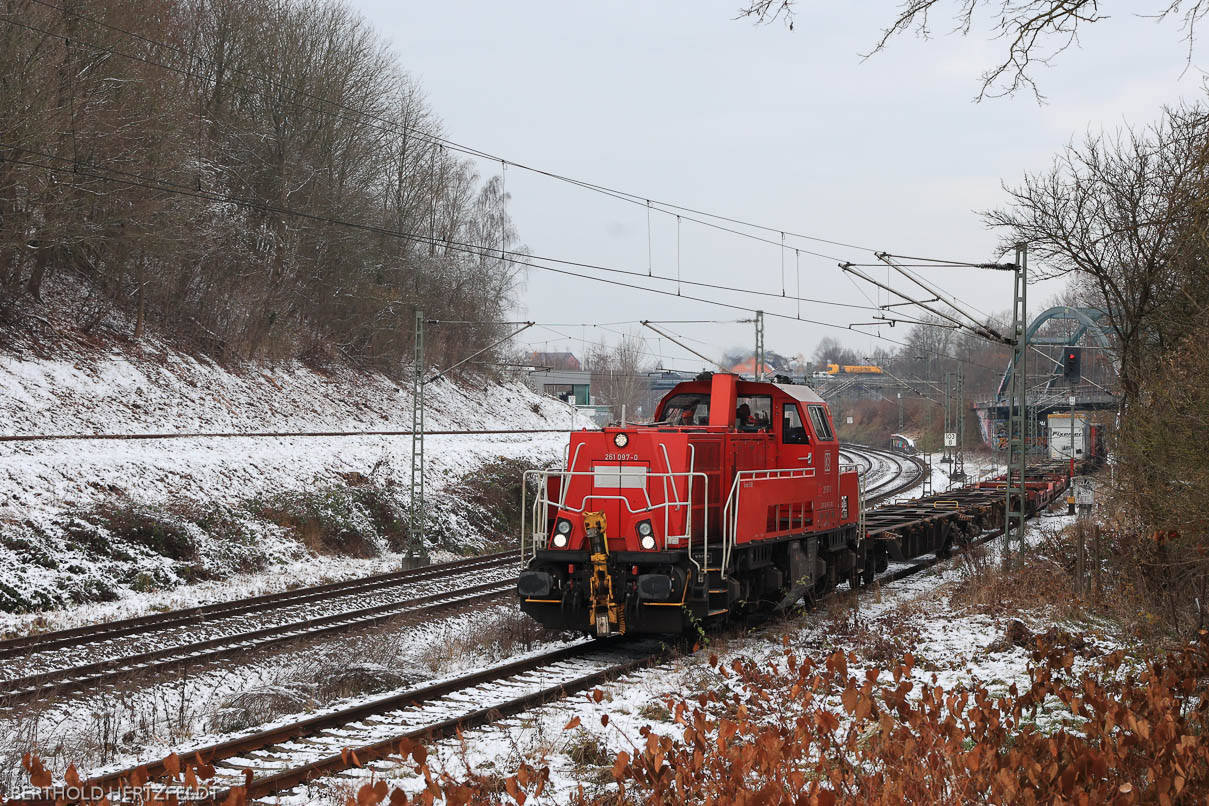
[1062, 347, 1082, 383]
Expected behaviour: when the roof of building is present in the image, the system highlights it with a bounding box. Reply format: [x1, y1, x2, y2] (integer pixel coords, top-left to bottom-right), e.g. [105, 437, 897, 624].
[528, 351, 581, 370]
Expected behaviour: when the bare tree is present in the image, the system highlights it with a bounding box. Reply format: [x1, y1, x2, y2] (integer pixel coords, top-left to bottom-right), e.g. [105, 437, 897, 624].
[0, 0, 526, 374]
[985, 102, 1209, 406]
[811, 336, 861, 368]
[738, 0, 1209, 99]
[586, 333, 651, 422]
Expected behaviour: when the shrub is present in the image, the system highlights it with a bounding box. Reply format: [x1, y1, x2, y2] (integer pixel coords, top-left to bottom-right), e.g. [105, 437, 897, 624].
[426, 457, 552, 553]
[92, 504, 198, 563]
[251, 481, 408, 558]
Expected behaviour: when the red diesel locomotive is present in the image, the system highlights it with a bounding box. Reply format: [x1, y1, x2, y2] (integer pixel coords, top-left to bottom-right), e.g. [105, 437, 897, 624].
[517, 372, 868, 637]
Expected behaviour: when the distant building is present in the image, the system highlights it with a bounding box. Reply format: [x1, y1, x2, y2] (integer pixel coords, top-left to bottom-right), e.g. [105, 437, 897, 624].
[523, 354, 612, 425]
[528, 351, 582, 371]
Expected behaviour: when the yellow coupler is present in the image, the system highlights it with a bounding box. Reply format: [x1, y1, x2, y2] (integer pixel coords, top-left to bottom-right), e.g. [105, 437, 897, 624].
[583, 511, 625, 636]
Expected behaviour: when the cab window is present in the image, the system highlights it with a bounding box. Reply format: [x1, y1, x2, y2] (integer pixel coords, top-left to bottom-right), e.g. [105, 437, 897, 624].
[782, 403, 809, 444]
[808, 405, 835, 441]
[660, 393, 710, 425]
[735, 395, 772, 431]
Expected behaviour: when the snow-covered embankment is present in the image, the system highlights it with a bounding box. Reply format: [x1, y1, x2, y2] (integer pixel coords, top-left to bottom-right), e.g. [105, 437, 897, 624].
[0, 347, 590, 621]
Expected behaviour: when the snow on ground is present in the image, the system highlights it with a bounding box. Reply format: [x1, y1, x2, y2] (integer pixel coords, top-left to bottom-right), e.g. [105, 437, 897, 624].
[0, 348, 587, 516]
[293, 506, 1111, 805]
[1, 600, 578, 784]
[916, 450, 1003, 497]
[1, 344, 1108, 797]
[0, 344, 593, 625]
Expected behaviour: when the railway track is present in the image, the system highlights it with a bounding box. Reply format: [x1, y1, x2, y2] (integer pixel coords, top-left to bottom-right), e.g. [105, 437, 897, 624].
[1, 450, 921, 708]
[0, 551, 516, 658]
[0, 553, 521, 706]
[21, 464, 1073, 806]
[840, 443, 928, 504]
[19, 640, 667, 805]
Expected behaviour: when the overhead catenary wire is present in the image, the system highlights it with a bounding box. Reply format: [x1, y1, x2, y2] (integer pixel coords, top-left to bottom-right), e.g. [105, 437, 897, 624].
[4, 1, 881, 266]
[676, 215, 682, 295]
[641, 321, 729, 373]
[875, 252, 1000, 334]
[646, 200, 653, 277]
[879, 253, 1016, 270]
[841, 263, 982, 337]
[529, 324, 708, 372]
[0, 3, 1061, 438]
[0, 147, 1005, 375]
[2, 145, 883, 317]
[426, 322, 534, 384]
[795, 250, 801, 319]
[0, 9, 1016, 344]
[21, 138, 990, 372]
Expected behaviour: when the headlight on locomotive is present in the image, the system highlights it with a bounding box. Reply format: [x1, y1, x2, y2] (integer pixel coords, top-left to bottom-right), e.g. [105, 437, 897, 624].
[552, 518, 573, 548]
[637, 519, 655, 550]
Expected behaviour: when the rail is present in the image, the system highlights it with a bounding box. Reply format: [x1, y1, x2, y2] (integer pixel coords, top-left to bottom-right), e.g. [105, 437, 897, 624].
[23, 464, 1074, 805]
[0, 583, 514, 705]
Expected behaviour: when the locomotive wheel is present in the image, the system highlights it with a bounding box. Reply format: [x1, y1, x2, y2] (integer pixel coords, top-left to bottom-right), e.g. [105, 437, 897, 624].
[848, 552, 874, 589]
[814, 572, 834, 598]
[861, 553, 876, 586]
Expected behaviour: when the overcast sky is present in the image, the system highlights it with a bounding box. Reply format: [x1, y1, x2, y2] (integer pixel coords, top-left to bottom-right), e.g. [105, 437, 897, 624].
[352, 0, 1204, 371]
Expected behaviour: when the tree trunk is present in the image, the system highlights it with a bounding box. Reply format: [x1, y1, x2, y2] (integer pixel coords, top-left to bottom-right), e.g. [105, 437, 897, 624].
[26, 244, 48, 302]
[134, 259, 146, 340]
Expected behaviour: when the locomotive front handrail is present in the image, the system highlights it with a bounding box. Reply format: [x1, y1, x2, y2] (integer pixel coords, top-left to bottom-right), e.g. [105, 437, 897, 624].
[558, 442, 586, 510]
[520, 468, 710, 573]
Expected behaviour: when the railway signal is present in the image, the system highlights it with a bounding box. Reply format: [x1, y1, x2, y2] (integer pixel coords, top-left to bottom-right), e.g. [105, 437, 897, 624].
[1062, 347, 1082, 383]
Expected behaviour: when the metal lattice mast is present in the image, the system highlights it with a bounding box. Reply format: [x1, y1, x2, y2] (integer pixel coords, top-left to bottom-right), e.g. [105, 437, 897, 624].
[1004, 244, 1028, 567]
[925, 390, 933, 451]
[407, 311, 429, 568]
[1027, 402, 1037, 457]
[754, 310, 765, 380]
[953, 367, 966, 482]
[943, 372, 953, 463]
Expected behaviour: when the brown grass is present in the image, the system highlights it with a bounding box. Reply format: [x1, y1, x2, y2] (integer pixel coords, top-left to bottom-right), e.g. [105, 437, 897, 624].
[416, 608, 574, 675]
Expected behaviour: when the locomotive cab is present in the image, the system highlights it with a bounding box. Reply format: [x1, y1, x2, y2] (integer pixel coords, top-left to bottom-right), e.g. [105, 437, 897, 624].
[518, 373, 864, 637]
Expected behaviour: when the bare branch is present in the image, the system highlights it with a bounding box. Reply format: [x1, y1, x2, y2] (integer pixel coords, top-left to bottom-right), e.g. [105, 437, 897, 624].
[740, 0, 1201, 99]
